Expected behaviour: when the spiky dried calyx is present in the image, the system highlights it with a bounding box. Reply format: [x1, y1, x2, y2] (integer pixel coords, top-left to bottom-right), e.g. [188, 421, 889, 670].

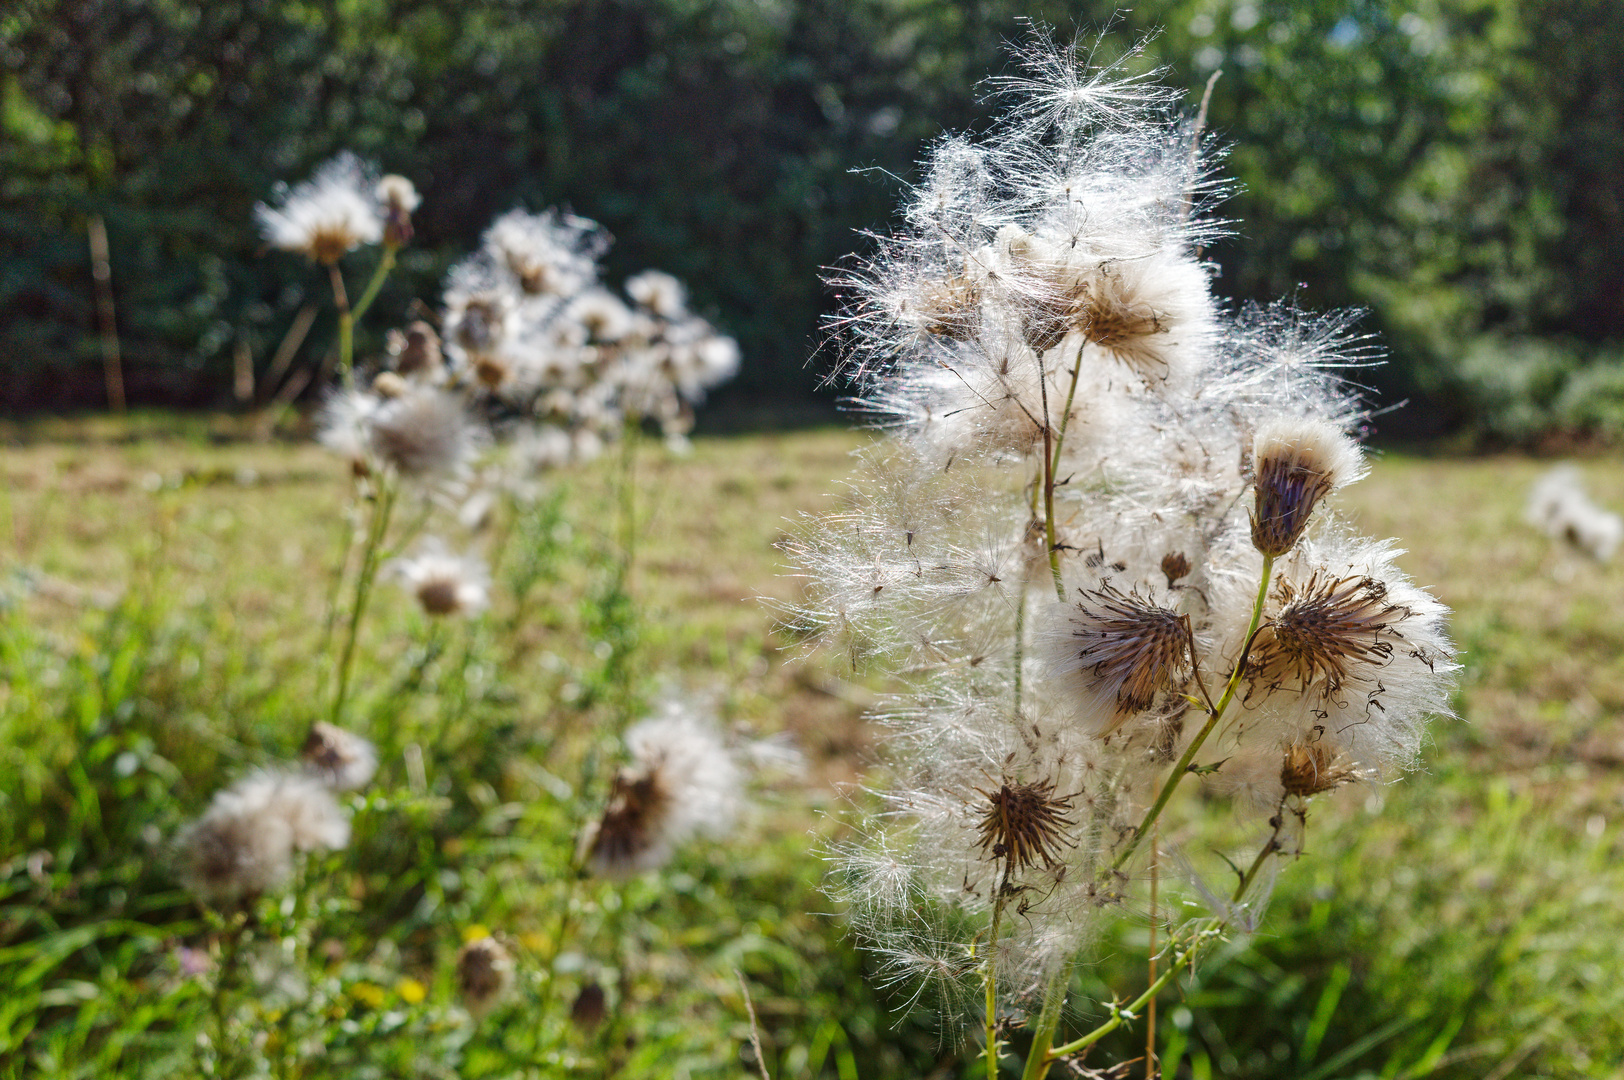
[975, 778, 1077, 874]
[1063, 584, 1193, 734]
[1248, 573, 1405, 701]
[1279, 742, 1363, 798]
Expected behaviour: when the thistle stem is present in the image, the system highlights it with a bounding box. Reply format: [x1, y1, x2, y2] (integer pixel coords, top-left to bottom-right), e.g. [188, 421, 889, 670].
[1036, 353, 1064, 601]
[328, 263, 354, 389]
[1109, 554, 1274, 875]
[1049, 342, 1084, 482]
[1013, 585, 1027, 714]
[1038, 830, 1281, 1066]
[351, 248, 396, 324]
[984, 865, 1012, 1080]
[1020, 965, 1070, 1080]
[332, 478, 397, 723]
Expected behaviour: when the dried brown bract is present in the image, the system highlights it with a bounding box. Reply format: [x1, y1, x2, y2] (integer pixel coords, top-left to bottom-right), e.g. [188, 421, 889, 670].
[975, 778, 1077, 874]
[1249, 573, 1405, 701]
[1054, 584, 1193, 736]
[1279, 742, 1363, 799]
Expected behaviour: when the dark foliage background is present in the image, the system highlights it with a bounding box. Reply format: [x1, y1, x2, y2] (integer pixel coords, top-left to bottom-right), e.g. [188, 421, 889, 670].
[3, 0, 1622, 436]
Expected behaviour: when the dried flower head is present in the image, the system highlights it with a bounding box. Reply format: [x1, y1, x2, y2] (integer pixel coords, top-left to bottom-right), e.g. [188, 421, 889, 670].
[625, 270, 688, 319]
[376, 174, 419, 248]
[301, 722, 378, 792]
[1160, 551, 1191, 589]
[388, 539, 490, 617]
[368, 386, 477, 477]
[1045, 584, 1193, 736]
[387, 321, 444, 381]
[570, 982, 608, 1031]
[456, 935, 515, 1018]
[1249, 419, 1364, 557]
[175, 770, 350, 905]
[975, 778, 1077, 874]
[1248, 572, 1403, 702]
[583, 707, 741, 877]
[175, 794, 295, 905]
[1279, 741, 1363, 799]
[255, 152, 383, 264]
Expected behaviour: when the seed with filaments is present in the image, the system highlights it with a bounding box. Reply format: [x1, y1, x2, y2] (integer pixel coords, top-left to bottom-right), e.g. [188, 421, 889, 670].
[975, 778, 1077, 874]
[1279, 742, 1362, 799]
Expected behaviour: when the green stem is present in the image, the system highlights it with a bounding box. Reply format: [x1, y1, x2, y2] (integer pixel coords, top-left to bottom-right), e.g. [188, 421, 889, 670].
[1037, 355, 1064, 601]
[350, 248, 396, 324]
[332, 480, 397, 724]
[984, 865, 1012, 1080]
[1019, 965, 1069, 1080]
[1012, 585, 1027, 715]
[1049, 342, 1084, 482]
[1108, 553, 1274, 875]
[329, 263, 354, 389]
[1041, 831, 1280, 1064]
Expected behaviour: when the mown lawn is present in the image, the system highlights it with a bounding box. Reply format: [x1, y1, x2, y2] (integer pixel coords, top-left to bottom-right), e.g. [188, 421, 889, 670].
[2, 414, 1621, 1078]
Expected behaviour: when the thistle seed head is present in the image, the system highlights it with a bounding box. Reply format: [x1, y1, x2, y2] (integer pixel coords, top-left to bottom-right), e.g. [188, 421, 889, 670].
[456, 935, 514, 1018]
[301, 722, 378, 792]
[387, 321, 444, 381]
[1279, 742, 1363, 799]
[585, 768, 673, 875]
[376, 174, 419, 248]
[1249, 420, 1364, 556]
[255, 152, 383, 265]
[1248, 572, 1402, 701]
[975, 778, 1077, 874]
[1049, 584, 1193, 736]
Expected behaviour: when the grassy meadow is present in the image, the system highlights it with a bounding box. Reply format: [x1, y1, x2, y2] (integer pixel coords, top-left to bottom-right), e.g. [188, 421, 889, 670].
[2, 414, 1622, 1078]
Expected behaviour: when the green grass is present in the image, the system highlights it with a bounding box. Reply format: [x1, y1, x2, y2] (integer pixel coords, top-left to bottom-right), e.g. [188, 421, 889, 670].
[2, 416, 1622, 1078]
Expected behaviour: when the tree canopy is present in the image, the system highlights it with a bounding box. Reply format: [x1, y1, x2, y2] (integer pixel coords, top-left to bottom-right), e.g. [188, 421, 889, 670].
[3, 0, 1620, 435]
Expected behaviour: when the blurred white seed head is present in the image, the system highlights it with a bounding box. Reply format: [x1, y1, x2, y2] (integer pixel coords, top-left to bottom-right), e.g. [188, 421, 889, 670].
[389, 538, 490, 617]
[457, 935, 515, 1018]
[1527, 464, 1622, 562]
[369, 386, 478, 478]
[175, 770, 350, 905]
[301, 722, 378, 792]
[255, 152, 383, 264]
[583, 705, 742, 877]
[625, 270, 688, 319]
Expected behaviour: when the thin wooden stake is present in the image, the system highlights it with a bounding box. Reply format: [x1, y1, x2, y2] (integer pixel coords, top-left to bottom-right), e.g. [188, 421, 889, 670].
[87, 214, 124, 413]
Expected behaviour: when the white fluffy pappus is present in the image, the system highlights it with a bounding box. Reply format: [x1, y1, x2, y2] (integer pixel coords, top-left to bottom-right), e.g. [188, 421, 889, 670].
[387, 538, 490, 617]
[255, 152, 383, 265]
[1527, 464, 1623, 562]
[583, 705, 743, 877]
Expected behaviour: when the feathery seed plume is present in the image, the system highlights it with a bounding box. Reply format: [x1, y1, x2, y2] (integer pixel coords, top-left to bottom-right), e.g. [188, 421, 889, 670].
[388, 539, 490, 617]
[255, 152, 383, 264]
[301, 722, 379, 792]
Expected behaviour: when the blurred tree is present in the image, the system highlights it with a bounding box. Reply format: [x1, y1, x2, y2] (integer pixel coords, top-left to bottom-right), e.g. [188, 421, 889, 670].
[1, 0, 1620, 433]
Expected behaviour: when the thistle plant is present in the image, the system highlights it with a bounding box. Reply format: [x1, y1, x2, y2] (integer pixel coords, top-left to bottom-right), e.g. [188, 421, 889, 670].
[787, 33, 1458, 1075]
